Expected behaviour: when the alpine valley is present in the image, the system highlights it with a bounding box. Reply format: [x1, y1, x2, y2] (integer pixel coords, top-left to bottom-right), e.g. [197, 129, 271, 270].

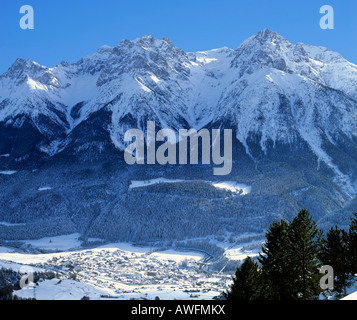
[1, 29, 357, 257]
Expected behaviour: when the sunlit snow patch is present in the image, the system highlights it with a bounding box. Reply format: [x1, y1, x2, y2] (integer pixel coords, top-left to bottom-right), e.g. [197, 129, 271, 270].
[20, 233, 82, 251]
[0, 221, 26, 227]
[38, 187, 52, 191]
[0, 170, 17, 175]
[129, 178, 251, 195]
[14, 279, 108, 300]
[224, 247, 260, 261]
[211, 181, 251, 195]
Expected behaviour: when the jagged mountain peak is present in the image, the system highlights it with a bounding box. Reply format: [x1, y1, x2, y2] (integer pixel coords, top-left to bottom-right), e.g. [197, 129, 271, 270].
[97, 44, 113, 52]
[0, 58, 61, 96]
[255, 28, 286, 41]
[2, 58, 46, 81]
[232, 29, 296, 73]
[132, 34, 173, 48]
[237, 29, 291, 50]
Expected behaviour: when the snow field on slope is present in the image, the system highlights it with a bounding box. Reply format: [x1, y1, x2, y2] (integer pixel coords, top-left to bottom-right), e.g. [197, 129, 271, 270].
[128, 178, 252, 195]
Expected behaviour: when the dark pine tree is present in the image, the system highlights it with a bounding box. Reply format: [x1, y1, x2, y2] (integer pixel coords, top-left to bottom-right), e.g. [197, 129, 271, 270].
[224, 256, 263, 300]
[287, 209, 322, 300]
[258, 219, 293, 300]
[319, 226, 352, 298]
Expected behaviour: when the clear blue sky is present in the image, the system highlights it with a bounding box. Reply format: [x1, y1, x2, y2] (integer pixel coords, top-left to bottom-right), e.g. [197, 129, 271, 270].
[0, 0, 356, 74]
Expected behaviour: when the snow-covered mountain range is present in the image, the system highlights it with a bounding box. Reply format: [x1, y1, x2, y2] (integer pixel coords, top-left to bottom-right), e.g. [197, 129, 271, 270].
[1, 29, 357, 242]
[1, 29, 357, 167]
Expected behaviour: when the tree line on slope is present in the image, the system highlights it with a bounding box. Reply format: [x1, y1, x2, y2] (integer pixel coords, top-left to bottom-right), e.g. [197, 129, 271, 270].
[224, 209, 357, 300]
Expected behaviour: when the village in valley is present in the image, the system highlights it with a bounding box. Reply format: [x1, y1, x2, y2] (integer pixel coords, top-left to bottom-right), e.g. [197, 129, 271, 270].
[0, 237, 240, 300]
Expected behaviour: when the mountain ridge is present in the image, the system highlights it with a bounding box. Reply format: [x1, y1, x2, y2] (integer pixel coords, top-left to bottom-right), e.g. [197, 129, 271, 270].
[1, 29, 357, 195]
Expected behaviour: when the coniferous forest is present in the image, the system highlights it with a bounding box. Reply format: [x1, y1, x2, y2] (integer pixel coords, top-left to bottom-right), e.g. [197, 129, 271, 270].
[225, 210, 357, 300]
